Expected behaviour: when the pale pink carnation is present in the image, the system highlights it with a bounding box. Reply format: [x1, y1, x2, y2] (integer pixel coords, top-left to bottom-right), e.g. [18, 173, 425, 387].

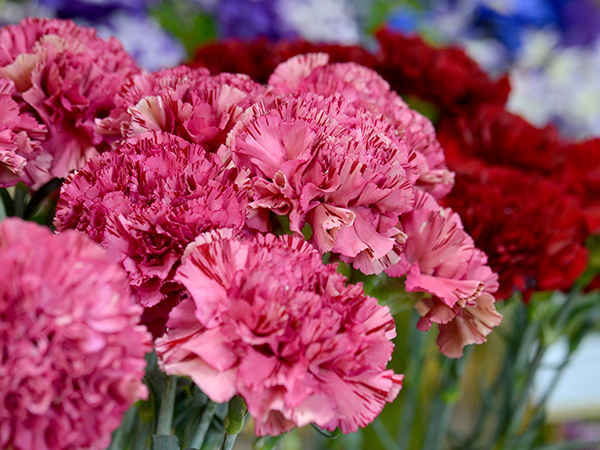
[97, 66, 265, 153]
[54, 132, 249, 334]
[268, 54, 454, 197]
[0, 18, 140, 188]
[156, 229, 403, 436]
[0, 78, 47, 187]
[385, 190, 502, 357]
[228, 93, 419, 274]
[0, 217, 151, 450]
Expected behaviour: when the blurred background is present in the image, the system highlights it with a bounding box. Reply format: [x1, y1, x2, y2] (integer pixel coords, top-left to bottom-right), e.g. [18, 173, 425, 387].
[2, 1, 599, 448]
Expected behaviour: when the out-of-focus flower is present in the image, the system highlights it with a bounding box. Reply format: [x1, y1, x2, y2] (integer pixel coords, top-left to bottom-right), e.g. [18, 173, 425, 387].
[97, 65, 265, 152]
[442, 167, 589, 301]
[507, 30, 600, 139]
[55, 132, 249, 335]
[156, 229, 403, 436]
[94, 11, 186, 71]
[0, 18, 140, 188]
[374, 28, 511, 115]
[228, 92, 418, 274]
[385, 190, 501, 357]
[0, 217, 151, 450]
[38, 0, 156, 21]
[0, 78, 48, 187]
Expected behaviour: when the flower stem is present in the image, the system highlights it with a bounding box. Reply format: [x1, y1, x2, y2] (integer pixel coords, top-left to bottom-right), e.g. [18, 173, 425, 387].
[190, 400, 218, 449]
[156, 375, 178, 436]
[220, 396, 247, 450]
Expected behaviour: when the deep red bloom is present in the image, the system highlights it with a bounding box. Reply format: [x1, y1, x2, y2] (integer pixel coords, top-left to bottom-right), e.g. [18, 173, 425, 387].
[442, 166, 588, 301]
[190, 38, 377, 84]
[437, 105, 566, 176]
[373, 29, 510, 115]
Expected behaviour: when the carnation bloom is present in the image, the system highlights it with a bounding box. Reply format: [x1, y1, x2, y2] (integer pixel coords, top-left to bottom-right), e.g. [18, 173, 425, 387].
[385, 190, 501, 357]
[55, 132, 249, 333]
[0, 18, 140, 188]
[0, 217, 151, 450]
[0, 78, 47, 187]
[268, 53, 454, 197]
[228, 93, 419, 274]
[442, 166, 588, 301]
[97, 65, 265, 152]
[156, 229, 403, 436]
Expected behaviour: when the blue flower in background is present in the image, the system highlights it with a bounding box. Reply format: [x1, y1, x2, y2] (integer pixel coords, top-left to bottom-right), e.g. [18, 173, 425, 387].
[216, 0, 296, 39]
[38, 0, 157, 20]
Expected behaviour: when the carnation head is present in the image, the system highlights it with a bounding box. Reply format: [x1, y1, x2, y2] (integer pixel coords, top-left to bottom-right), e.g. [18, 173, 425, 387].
[156, 229, 403, 436]
[0, 217, 151, 450]
[55, 131, 250, 334]
[0, 18, 140, 188]
[228, 92, 419, 275]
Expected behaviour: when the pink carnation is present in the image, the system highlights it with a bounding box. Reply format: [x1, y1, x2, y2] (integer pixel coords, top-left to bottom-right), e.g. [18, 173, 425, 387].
[228, 93, 419, 274]
[0, 218, 151, 450]
[268, 54, 453, 197]
[55, 132, 249, 334]
[385, 190, 502, 357]
[156, 229, 403, 436]
[0, 18, 140, 187]
[0, 78, 47, 187]
[97, 65, 265, 153]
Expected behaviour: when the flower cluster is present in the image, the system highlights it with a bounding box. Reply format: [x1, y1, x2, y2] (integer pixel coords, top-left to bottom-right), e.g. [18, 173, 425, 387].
[0, 218, 151, 450]
[0, 17, 140, 188]
[157, 230, 403, 435]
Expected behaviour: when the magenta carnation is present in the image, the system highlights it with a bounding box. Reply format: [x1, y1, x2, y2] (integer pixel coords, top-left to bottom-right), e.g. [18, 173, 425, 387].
[97, 65, 265, 153]
[55, 132, 249, 334]
[156, 229, 403, 436]
[228, 93, 419, 274]
[0, 217, 151, 450]
[385, 190, 502, 357]
[0, 78, 47, 187]
[267, 53, 454, 198]
[0, 18, 140, 188]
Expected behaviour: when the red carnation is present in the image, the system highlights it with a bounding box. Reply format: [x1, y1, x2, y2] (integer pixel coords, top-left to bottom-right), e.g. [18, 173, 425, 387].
[442, 166, 588, 301]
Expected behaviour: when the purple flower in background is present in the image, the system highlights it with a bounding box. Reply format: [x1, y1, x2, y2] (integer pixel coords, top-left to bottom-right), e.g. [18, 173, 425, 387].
[38, 0, 156, 20]
[216, 0, 296, 40]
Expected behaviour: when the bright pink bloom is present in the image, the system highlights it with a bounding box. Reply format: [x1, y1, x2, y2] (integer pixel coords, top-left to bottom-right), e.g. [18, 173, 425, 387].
[0, 18, 139, 188]
[55, 132, 249, 334]
[229, 93, 418, 274]
[268, 53, 454, 197]
[385, 190, 501, 357]
[97, 65, 265, 153]
[0, 218, 151, 450]
[156, 230, 403, 436]
[0, 78, 47, 187]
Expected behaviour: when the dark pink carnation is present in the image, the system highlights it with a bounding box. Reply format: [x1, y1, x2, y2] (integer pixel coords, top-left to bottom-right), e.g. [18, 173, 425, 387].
[55, 132, 249, 334]
[0, 18, 140, 187]
[268, 54, 454, 197]
[97, 65, 265, 153]
[385, 190, 501, 357]
[156, 229, 403, 436]
[228, 93, 419, 274]
[0, 78, 47, 187]
[0, 217, 151, 450]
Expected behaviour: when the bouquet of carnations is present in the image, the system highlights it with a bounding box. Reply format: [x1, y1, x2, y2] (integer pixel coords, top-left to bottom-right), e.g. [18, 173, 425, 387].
[1, 15, 598, 450]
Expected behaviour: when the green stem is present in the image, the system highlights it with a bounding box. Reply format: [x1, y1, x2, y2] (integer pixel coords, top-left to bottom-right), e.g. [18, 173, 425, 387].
[14, 183, 28, 218]
[156, 376, 178, 436]
[396, 313, 428, 450]
[421, 355, 468, 450]
[190, 400, 218, 449]
[371, 418, 397, 450]
[220, 396, 247, 450]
